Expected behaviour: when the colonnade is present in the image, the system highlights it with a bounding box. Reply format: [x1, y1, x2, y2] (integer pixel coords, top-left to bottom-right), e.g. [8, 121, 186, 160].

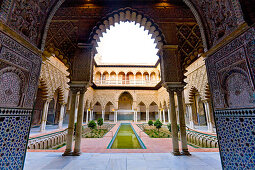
[95, 71, 160, 85]
[83, 108, 171, 123]
[186, 99, 214, 132]
[40, 99, 67, 132]
[166, 84, 191, 156]
[63, 84, 87, 156]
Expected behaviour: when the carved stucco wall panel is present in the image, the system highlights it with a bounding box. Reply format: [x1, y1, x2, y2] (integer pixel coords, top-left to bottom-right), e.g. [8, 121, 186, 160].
[83, 87, 171, 111]
[39, 56, 69, 103]
[206, 27, 255, 110]
[0, 31, 41, 169]
[189, 0, 245, 47]
[184, 57, 209, 104]
[206, 26, 255, 169]
[0, 0, 59, 47]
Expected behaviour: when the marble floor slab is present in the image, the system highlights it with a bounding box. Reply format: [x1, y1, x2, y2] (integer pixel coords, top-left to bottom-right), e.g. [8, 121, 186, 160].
[24, 152, 222, 170]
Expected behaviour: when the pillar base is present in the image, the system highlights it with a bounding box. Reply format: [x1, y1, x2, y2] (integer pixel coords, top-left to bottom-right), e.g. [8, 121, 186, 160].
[62, 150, 73, 156]
[181, 150, 191, 156]
[73, 151, 81, 156]
[172, 151, 181, 156]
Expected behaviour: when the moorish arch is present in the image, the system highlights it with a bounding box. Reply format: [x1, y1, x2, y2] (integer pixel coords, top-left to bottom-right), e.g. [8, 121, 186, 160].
[118, 91, 133, 110]
[37, 78, 51, 101]
[43, 44, 71, 70]
[188, 86, 200, 103]
[149, 101, 159, 120]
[55, 86, 66, 104]
[105, 101, 115, 121]
[89, 7, 166, 51]
[1, 0, 255, 169]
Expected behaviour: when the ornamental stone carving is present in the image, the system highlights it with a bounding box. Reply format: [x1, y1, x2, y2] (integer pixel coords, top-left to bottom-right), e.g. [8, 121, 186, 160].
[190, 0, 244, 47]
[206, 27, 255, 109]
[0, 0, 58, 47]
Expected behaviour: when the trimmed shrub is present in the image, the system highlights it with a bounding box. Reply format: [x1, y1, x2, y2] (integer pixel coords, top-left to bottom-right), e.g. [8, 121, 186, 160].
[97, 118, 103, 128]
[88, 120, 97, 130]
[148, 120, 153, 126]
[154, 119, 163, 133]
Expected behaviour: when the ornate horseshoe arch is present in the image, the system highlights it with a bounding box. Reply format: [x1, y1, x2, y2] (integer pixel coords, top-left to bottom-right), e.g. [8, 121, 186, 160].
[88, 7, 166, 53]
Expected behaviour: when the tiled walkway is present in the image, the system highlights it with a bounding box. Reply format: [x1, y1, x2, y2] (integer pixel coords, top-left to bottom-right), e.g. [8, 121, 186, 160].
[24, 152, 222, 170]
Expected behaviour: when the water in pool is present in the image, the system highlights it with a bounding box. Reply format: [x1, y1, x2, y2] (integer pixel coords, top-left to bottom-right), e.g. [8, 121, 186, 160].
[111, 124, 142, 149]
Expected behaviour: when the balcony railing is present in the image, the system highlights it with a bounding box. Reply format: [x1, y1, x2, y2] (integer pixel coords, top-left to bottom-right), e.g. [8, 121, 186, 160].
[94, 79, 160, 86]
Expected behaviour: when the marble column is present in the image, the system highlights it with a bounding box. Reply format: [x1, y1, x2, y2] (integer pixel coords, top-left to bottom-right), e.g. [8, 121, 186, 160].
[163, 109, 166, 124]
[114, 111, 117, 123]
[91, 110, 94, 120]
[89, 110, 92, 121]
[73, 88, 86, 156]
[86, 109, 89, 123]
[74, 94, 79, 123]
[58, 104, 66, 129]
[102, 109, 105, 122]
[146, 109, 149, 122]
[159, 110, 162, 121]
[168, 109, 171, 123]
[203, 100, 214, 133]
[167, 88, 180, 156]
[40, 99, 51, 132]
[187, 104, 194, 129]
[176, 88, 191, 155]
[115, 111, 118, 122]
[63, 88, 78, 156]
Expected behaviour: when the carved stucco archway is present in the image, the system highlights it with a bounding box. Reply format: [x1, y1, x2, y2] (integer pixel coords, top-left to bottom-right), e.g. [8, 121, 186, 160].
[41, 0, 216, 53]
[89, 7, 166, 52]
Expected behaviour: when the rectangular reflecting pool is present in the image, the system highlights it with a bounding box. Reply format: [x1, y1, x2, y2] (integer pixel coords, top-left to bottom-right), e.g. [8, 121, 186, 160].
[107, 123, 146, 149]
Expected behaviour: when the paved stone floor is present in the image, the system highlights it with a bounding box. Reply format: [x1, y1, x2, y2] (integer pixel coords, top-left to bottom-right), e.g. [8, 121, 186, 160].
[24, 152, 222, 170]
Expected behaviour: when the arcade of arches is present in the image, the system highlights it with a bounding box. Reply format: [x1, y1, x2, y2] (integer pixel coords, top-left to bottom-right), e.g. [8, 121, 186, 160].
[0, 0, 255, 169]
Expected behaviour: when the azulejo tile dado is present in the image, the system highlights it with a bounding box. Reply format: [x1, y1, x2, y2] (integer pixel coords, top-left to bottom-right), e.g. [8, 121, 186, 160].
[215, 108, 255, 169]
[0, 108, 32, 169]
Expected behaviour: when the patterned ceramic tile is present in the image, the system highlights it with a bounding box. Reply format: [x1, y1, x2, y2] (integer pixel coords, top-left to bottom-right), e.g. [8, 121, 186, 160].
[0, 109, 31, 170]
[215, 109, 255, 169]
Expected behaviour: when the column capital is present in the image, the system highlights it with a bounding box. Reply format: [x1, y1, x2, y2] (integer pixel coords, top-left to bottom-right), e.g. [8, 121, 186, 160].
[186, 103, 193, 106]
[44, 98, 52, 103]
[59, 102, 67, 106]
[202, 99, 210, 103]
[69, 81, 91, 94]
[163, 82, 186, 93]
